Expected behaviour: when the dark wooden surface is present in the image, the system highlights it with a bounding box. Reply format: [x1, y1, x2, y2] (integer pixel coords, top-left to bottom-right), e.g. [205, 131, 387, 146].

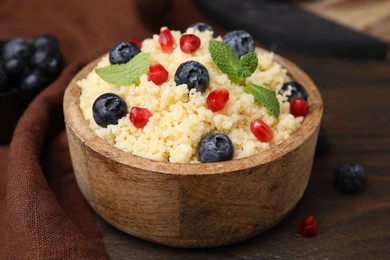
[96, 49, 390, 260]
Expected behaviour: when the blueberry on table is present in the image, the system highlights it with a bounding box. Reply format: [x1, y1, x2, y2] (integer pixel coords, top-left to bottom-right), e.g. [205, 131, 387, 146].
[198, 133, 234, 163]
[174, 61, 209, 92]
[33, 34, 59, 49]
[20, 69, 50, 90]
[223, 30, 255, 58]
[280, 81, 308, 102]
[109, 41, 140, 65]
[315, 127, 331, 157]
[2, 38, 35, 61]
[93, 93, 128, 128]
[334, 163, 366, 193]
[189, 22, 214, 33]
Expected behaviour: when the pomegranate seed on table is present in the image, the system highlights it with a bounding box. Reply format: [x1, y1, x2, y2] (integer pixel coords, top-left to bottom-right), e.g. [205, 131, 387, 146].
[297, 215, 318, 237]
[159, 28, 175, 53]
[250, 119, 274, 142]
[128, 39, 142, 49]
[130, 107, 152, 128]
[180, 34, 201, 53]
[148, 63, 168, 85]
[290, 97, 309, 117]
[206, 88, 229, 112]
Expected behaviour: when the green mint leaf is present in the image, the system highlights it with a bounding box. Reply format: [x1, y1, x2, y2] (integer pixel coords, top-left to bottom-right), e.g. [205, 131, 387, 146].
[237, 52, 258, 78]
[209, 40, 240, 84]
[244, 82, 280, 118]
[95, 52, 151, 85]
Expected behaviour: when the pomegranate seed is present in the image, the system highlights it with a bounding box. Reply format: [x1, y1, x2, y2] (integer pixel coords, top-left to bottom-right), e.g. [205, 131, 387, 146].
[206, 88, 230, 112]
[159, 28, 175, 53]
[250, 119, 274, 142]
[130, 107, 152, 128]
[180, 34, 201, 53]
[290, 97, 309, 117]
[128, 39, 142, 49]
[148, 63, 168, 85]
[297, 216, 318, 237]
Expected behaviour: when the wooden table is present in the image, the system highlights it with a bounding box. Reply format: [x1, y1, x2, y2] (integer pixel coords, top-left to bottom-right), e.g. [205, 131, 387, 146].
[96, 51, 390, 259]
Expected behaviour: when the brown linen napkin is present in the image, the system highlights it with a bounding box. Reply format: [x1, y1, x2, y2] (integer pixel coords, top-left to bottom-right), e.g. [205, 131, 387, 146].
[0, 0, 153, 258]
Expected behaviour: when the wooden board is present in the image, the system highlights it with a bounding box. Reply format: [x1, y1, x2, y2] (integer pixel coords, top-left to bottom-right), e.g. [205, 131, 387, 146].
[194, 0, 389, 59]
[295, 0, 390, 44]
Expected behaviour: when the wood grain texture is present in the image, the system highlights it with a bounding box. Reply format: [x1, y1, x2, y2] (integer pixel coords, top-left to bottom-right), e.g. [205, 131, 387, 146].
[194, 0, 389, 59]
[63, 51, 323, 248]
[295, 0, 390, 43]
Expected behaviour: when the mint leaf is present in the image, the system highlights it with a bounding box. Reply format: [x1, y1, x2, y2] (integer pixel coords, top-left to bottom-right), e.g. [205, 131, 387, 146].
[244, 82, 280, 118]
[237, 52, 258, 78]
[95, 52, 151, 85]
[209, 40, 240, 83]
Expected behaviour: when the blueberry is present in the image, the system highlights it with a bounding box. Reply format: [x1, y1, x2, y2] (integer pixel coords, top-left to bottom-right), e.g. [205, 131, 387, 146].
[0, 66, 9, 92]
[335, 163, 366, 193]
[223, 30, 255, 58]
[20, 69, 50, 90]
[280, 81, 308, 102]
[189, 22, 213, 33]
[2, 38, 35, 61]
[33, 34, 59, 49]
[93, 93, 127, 127]
[0, 39, 9, 54]
[4, 57, 28, 76]
[198, 133, 234, 162]
[109, 41, 140, 65]
[30, 47, 63, 76]
[315, 127, 331, 157]
[174, 61, 209, 92]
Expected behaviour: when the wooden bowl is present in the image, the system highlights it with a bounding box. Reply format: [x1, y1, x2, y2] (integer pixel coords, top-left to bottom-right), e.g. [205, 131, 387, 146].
[63, 52, 323, 248]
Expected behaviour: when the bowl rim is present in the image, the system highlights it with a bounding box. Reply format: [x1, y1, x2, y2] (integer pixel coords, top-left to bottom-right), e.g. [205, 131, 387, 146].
[64, 49, 323, 175]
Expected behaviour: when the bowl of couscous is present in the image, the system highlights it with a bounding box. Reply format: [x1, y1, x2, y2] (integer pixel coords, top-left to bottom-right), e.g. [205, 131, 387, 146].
[63, 25, 323, 248]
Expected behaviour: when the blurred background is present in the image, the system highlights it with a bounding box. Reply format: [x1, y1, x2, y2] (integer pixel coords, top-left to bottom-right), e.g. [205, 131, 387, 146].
[138, 0, 390, 59]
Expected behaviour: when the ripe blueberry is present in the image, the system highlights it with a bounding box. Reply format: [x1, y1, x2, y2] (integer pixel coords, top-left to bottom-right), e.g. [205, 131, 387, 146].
[189, 22, 214, 33]
[335, 163, 366, 193]
[93, 93, 128, 127]
[4, 57, 28, 76]
[174, 61, 209, 92]
[2, 38, 35, 61]
[109, 41, 140, 65]
[223, 30, 255, 58]
[198, 133, 234, 163]
[30, 47, 63, 76]
[33, 34, 59, 49]
[20, 69, 50, 90]
[280, 81, 308, 102]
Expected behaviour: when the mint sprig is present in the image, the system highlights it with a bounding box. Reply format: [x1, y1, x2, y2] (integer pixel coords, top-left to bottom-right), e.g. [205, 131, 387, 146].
[237, 52, 258, 78]
[209, 40, 258, 84]
[95, 52, 151, 85]
[244, 82, 280, 118]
